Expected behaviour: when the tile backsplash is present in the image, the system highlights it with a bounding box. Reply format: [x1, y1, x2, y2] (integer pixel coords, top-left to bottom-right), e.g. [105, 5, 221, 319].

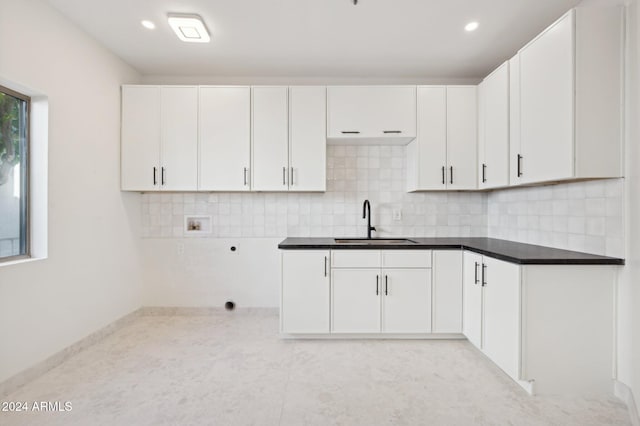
[487, 179, 624, 257]
[142, 145, 488, 239]
[141, 146, 624, 257]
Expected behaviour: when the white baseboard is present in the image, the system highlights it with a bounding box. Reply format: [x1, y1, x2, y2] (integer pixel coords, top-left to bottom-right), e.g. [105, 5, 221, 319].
[139, 306, 278, 316]
[0, 309, 139, 398]
[615, 380, 640, 426]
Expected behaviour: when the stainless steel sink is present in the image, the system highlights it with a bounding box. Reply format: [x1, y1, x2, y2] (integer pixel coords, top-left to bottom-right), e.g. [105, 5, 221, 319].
[334, 238, 418, 245]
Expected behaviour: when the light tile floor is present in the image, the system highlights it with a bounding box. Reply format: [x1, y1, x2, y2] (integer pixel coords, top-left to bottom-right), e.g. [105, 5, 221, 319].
[1, 311, 631, 426]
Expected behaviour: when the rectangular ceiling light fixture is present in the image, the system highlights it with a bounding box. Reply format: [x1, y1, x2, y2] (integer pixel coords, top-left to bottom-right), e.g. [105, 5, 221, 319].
[168, 14, 210, 43]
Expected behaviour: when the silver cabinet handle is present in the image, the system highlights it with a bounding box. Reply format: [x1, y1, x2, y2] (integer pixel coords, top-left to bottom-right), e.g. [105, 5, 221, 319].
[442, 166, 445, 185]
[161, 167, 166, 186]
[450, 166, 453, 185]
[243, 167, 248, 186]
[474, 262, 479, 284]
[153, 167, 157, 186]
[290, 167, 294, 186]
[383, 130, 402, 134]
[341, 131, 360, 134]
[282, 167, 286, 186]
[385, 275, 388, 295]
[376, 275, 379, 295]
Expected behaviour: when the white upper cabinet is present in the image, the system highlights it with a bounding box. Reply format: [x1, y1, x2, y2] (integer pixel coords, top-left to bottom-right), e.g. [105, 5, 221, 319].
[198, 86, 251, 191]
[327, 86, 416, 144]
[478, 62, 510, 189]
[447, 86, 478, 190]
[511, 7, 623, 186]
[289, 86, 327, 191]
[251, 87, 289, 191]
[121, 86, 198, 191]
[121, 86, 161, 191]
[407, 86, 477, 191]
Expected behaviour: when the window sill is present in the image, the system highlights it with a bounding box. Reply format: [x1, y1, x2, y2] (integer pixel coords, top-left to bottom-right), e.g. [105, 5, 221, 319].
[0, 256, 46, 268]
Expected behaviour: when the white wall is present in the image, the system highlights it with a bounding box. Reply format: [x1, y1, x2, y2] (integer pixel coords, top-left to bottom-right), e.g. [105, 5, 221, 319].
[0, 0, 142, 382]
[616, 0, 640, 415]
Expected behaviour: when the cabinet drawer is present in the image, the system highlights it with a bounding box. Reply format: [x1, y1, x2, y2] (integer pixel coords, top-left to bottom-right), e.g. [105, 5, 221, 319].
[382, 250, 432, 268]
[331, 250, 381, 268]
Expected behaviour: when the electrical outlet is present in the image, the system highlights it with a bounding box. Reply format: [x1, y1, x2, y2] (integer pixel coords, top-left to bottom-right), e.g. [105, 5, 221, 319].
[177, 242, 185, 256]
[393, 209, 402, 221]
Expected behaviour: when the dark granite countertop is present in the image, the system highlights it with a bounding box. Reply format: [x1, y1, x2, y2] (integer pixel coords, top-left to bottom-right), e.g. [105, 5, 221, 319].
[278, 237, 624, 265]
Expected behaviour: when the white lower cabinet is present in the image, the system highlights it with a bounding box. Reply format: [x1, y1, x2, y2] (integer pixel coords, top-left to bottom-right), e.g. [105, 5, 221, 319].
[281, 250, 330, 334]
[462, 250, 617, 395]
[462, 252, 483, 348]
[281, 249, 464, 335]
[331, 251, 432, 334]
[432, 250, 463, 333]
[331, 269, 381, 333]
[463, 251, 520, 380]
[381, 268, 431, 333]
[481, 256, 521, 381]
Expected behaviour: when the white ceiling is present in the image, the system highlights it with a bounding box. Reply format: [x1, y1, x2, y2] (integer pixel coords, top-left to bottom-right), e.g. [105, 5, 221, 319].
[46, 0, 582, 79]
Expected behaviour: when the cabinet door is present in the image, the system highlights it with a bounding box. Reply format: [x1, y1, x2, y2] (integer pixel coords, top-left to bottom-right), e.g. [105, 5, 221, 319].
[331, 269, 381, 333]
[374, 87, 416, 138]
[432, 251, 463, 333]
[121, 86, 160, 191]
[289, 86, 326, 191]
[414, 86, 447, 190]
[199, 87, 251, 191]
[281, 250, 330, 334]
[327, 86, 416, 140]
[509, 54, 522, 185]
[480, 63, 510, 189]
[327, 86, 376, 138]
[446, 86, 477, 190]
[482, 256, 521, 380]
[252, 87, 289, 191]
[462, 251, 483, 348]
[160, 86, 198, 191]
[477, 80, 487, 188]
[519, 12, 574, 183]
[381, 269, 431, 333]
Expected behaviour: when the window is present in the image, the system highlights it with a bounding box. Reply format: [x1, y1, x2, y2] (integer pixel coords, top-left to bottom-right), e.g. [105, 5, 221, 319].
[0, 85, 29, 260]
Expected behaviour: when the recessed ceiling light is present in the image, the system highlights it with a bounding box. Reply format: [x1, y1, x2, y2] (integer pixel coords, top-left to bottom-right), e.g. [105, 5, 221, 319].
[141, 20, 155, 30]
[465, 21, 479, 32]
[167, 14, 210, 43]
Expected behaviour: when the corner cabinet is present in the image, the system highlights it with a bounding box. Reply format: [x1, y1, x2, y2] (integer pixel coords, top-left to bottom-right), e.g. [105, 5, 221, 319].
[121, 85, 198, 191]
[327, 86, 416, 144]
[406, 86, 477, 191]
[478, 62, 510, 189]
[509, 7, 623, 186]
[462, 250, 617, 395]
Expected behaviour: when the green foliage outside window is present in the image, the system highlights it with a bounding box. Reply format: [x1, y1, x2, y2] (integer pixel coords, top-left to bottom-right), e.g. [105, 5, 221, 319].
[0, 91, 23, 186]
